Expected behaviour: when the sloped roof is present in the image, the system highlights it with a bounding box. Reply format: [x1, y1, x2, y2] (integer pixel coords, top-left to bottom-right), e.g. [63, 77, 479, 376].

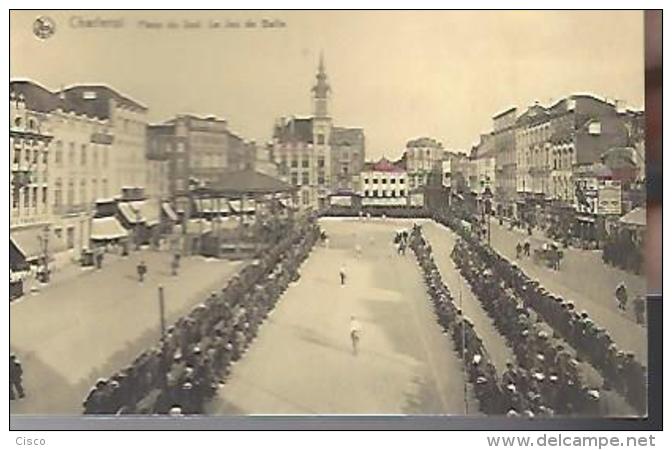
[273, 117, 314, 144]
[195, 169, 296, 196]
[363, 157, 406, 173]
[330, 127, 364, 146]
[619, 207, 646, 227]
[10, 80, 146, 120]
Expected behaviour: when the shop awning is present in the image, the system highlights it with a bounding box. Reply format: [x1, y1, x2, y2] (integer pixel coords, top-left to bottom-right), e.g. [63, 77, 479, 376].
[10, 239, 29, 271]
[619, 207, 646, 228]
[212, 217, 240, 231]
[228, 199, 256, 214]
[91, 217, 129, 241]
[11, 227, 46, 262]
[162, 202, 178, 221]
[131, 200, 160, 226]
[118, 202, 142, 224]
[194, 198, 231, 214]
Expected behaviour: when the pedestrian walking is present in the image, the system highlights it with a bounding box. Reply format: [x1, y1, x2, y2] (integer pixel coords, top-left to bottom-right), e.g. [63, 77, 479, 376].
[350, 315, 362, 355]
[171, 254, 180, 276]
[10, 354, 25, 400]
[516, 242, 522, 259]
[339, 265, 347, 286]
[95, 251, 104, 270]
[355, 244, 362, 258]
[137, 260, 148, 283]
[523, 240, 531, 257]
[615, 282, 628, 312]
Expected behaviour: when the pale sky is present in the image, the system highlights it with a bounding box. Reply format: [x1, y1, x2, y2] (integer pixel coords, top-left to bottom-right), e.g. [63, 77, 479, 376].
[10, 10, 644, 160]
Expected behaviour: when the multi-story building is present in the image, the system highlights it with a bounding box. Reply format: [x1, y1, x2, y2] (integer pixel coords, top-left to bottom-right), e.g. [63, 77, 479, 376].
[546, 95, 630, 204]
[59, 85, 148, 196]
[492, 107, 517, 217]
[10, 88, 54, 265]
[359, 157, 408, 206]
[515, 102, 552, 199]
[405, 137, 445, 190]
[10, 81, 137, 259]
[330, 126, 365, 192]
[273, 55, 365, 209]
[472, 133, 496, 194]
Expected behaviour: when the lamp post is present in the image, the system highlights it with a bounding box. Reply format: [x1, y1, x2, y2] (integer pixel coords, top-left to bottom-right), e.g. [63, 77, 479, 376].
[37, 225, 50, 283]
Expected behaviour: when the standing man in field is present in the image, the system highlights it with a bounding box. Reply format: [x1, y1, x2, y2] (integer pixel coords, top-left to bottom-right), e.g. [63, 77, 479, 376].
[350, 315, 362, 356]
[339, 264, 347, 286]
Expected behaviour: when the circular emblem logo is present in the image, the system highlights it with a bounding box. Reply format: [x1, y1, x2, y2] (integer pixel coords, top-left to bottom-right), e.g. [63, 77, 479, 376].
[33, 16, 55, 40]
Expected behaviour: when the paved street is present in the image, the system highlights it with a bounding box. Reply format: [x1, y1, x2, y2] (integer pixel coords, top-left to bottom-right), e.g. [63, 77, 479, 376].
[486, 219, 647, 364]
[10, 250, 244, 415]
[207, 218, 474, 415]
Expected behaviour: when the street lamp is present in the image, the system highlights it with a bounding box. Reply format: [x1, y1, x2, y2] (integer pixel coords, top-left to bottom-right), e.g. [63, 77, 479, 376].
[37, 225, 50, 283]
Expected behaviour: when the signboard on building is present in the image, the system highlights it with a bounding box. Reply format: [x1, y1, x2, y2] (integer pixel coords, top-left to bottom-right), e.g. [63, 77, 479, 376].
[329, 195, 353, 207]
[597, 180, 622, 215]
[575, 179, 621, 216]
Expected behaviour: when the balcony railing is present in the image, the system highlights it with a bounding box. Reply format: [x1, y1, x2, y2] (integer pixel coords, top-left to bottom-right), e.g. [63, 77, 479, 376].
[53, 203, 91, 216]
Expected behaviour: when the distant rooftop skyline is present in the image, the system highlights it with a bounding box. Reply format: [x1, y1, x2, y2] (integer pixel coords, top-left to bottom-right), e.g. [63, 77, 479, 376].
[10, 11, 644, 160]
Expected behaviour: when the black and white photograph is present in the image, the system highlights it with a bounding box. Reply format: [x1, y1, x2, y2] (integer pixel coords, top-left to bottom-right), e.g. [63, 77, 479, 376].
[8, 9, 659, 430]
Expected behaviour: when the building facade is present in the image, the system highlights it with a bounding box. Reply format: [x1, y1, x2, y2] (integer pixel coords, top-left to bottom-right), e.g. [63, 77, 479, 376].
[359, 157, 408, 206]
[405, 137, 445, 190]
[273, 55, 365, 209]
[492, 107, 517, 216]
[10, 88, 54, 264]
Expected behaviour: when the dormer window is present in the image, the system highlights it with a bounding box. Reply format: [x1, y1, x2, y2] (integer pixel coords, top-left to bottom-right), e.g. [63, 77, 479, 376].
[588, 121, 602, 135]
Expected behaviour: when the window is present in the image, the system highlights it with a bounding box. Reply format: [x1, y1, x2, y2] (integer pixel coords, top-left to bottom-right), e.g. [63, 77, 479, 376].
[364, 190, 369, 197]
[66, 227, 75, 249]
[80, 180, 87, 204]
[12, 192, 19, 209]
[25, 147, 32, 164]
[391, 178, 396, 184]
[373, 179, 379, 184]
[13, 147, 20, 164]
[301, 172, 310, 185]
[42, 186, 47, 205]
[92, 148, 98, 167]
[382, 178, 387, 184]
[92, 179, 98, 201]
[14, 117, 22, 128]
[32, 187, 38, 207]
[391, 191, 396, 198]
[302, 190, 310, 205]
[364, 178, 370, 184]
[53, 179, 62, 207]
[399, 178, 405, 185]
[317, 134, 325, 145]
[400, 190, 406, 197]
[69, 143, 76, 165]
[317, 157, 325, 168]
[67, 180, 74, 205]
[318, 174, 325, 185]
[291, 174, 298, 185]
[588, 121, 602, 135]
[54, 141, 63, 165]
[291, 158, 298, 168]
[42, 150, 48, 164]
[81, 144, 87, 165]
[23, 188, 29, 208]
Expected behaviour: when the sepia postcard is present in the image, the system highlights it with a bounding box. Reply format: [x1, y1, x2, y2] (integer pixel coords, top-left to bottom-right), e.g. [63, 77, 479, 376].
[9, 10, 651, 428]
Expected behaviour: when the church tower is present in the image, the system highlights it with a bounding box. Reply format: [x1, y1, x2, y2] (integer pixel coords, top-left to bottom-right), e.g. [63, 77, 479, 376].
[311, 52, 332, 209]
[312, 52, 331, 118]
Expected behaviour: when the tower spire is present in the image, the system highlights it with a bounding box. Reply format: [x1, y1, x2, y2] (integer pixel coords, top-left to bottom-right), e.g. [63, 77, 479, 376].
[312, 52, 330, 117]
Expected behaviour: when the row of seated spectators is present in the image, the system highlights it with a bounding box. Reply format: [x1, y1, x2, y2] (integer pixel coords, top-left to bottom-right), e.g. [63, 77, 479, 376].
[83, 214, 322, 415]
[434, 211, 646, 415]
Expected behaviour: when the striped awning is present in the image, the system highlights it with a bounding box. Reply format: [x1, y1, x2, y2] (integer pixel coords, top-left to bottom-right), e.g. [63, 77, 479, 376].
[91, 217, 129, 240]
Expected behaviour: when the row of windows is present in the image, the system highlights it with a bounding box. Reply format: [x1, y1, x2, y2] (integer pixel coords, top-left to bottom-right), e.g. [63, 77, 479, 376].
[363, 190, 406, 198]
[51, 141, 110, 168]
[11, 186, 48, 209]
[51, 178, 109, 207]
[290, 173, 326, 186]
[364, 178, 405, 185]
[283, 157, 326, 168]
